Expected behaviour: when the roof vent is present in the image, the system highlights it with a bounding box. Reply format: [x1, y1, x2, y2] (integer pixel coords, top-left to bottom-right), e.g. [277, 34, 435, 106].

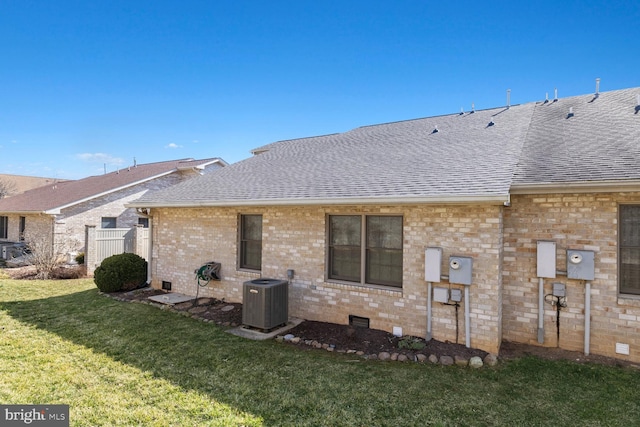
[595, 78, 601, 97]
[544, 92, 549, 104]
[471, 103, 475, 113]
[567, 107, 574, 119]
[506, 89, 511, 108]
[553, 88, 558, 102]
[487, 118, 495, 127]
[635, 94, 640, 114]
[460, 107, 464, 115]
[432, 125, 439, 134]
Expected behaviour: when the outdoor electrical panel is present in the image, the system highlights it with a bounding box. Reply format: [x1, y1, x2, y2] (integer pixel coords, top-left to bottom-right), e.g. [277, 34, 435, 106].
[566, 249, 595, 281]
[537, 241, 557, 278]
[433, 287, 449, 303]
[552, 283, 566, 297]
[450, 288, 463, 302]
[425, 247, 442, 282]
[449, 256, 473, 285]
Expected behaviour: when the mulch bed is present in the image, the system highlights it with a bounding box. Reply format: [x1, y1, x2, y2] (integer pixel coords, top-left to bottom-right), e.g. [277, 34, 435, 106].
[112, 288, 640, 367]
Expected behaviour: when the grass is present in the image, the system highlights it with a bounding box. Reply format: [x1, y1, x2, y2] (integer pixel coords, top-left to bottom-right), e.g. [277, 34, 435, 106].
[1, 278, 640, 426]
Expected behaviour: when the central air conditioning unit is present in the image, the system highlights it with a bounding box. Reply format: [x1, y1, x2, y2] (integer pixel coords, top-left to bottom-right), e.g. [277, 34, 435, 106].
[242, 278, 289, 330]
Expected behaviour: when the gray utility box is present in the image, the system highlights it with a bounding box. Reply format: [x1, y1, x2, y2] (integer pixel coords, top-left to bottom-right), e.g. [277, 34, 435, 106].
[566, 250, 595, 281]
[242, 278, 289, 330]
[449, 256, 473, 285]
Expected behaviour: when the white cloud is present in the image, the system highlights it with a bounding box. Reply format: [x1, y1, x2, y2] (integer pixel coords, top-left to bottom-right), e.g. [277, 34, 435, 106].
[76, 152, 125, 165]
[165, 143, 183, 149]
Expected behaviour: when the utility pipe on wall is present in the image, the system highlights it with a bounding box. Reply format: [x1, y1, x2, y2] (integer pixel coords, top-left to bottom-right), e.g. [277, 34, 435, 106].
[464, 285, 471, 348]
[426, 282, 432, 341]
[584, 281, 591, 355]
[538, 278, 545, 344]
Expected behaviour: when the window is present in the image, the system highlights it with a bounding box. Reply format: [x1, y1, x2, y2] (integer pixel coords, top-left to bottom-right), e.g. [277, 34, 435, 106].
[101, 217, 117, 229]
[19, 216, 25, 241]
[620, 205, 640, 295]
[239, 214, 262, 270]
[138, 217, 149, 228]
[0, 216, 7, 239]
[328, 215, 403, 287]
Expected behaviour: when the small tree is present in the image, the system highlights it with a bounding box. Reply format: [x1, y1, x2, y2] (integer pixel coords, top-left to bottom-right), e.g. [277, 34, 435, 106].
[23, 228, 81, 280]
[0, 178, 17, 199]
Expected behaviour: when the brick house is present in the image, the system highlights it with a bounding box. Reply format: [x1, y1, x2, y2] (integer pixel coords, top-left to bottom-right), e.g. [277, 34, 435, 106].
[0, 158, 226, 263]
[129, 87, 640, 361]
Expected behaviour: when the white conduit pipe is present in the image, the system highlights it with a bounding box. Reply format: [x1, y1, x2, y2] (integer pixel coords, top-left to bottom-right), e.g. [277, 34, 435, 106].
[426, 282, 432, 341]
[465, 285, 471, 348]
[538, 277, 545, 344]
[584, 281, 591, 355]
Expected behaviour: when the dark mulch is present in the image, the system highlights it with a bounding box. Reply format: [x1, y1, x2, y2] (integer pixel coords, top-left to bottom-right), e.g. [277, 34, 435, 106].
[109, 288, 640, 367]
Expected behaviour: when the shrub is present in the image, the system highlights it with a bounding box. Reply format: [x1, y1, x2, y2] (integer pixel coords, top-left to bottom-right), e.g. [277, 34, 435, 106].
[75, 252, 85, 265]
[94, 253, 147, 293]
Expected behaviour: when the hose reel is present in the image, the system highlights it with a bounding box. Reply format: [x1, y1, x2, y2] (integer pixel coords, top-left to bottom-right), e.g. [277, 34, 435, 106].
[193, 262, 221, 304]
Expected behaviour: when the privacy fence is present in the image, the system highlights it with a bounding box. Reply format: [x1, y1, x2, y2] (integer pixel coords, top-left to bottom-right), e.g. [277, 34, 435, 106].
[84, 225, 149, 276]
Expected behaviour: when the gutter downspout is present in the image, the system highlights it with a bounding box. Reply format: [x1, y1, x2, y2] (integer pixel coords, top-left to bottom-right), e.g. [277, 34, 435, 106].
[426, 282, 432, 340]
[136, 208, 152, 285]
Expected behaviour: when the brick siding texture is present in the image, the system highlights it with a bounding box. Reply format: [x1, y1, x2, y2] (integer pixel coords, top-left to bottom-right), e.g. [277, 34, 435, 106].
[150, 204, 504, 355]
[503, 192, 640, 362]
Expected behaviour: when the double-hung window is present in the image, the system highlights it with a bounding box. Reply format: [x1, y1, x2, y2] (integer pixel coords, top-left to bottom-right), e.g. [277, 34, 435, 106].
[101, 217, 117, 229]
[620, 205, 640, 295]
[239, 214, 262, 271]
[0, 216, 7, 239]
[328, 215, 403, 288]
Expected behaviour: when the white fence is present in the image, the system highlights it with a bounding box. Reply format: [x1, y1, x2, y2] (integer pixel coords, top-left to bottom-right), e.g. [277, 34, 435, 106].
[85, 226, 149, 275]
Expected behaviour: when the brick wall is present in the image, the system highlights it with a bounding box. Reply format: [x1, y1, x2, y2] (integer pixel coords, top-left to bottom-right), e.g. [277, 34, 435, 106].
[503, 192, 640, 362]
[150, 203, 505, 354]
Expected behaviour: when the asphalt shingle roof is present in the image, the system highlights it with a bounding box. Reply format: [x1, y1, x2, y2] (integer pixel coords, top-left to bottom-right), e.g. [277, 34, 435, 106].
[0, 158, 224, 213]
[130, 86, 640, 208]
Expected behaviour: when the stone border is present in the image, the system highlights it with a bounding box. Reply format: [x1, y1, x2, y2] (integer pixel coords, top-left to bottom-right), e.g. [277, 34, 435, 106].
[103, 291, 499, 368]
[276, 333, 498, 368]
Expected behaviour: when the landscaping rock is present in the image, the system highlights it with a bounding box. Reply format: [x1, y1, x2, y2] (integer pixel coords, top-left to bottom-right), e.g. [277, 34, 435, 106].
[469, 356, 483, 368]
[428, 354, 439, 364]
[221, 305, 235, 312]
[484, 354, 499, 366]
[378, 352, 391, 361]
[416, 354, 427, 363]
[454, 355, 468, 367]
[397, 354, 409, 362]
[188, 306, 207, 314]
[291, 337, 301, 344]
[283, 334, 295, 341]
[440, 355, 454, 366]
[390, 353, 399, 361]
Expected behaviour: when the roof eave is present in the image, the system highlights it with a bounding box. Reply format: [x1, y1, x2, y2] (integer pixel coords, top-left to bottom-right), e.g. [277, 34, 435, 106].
[510, 179, 640, 194]
[126, 194, 511, 209]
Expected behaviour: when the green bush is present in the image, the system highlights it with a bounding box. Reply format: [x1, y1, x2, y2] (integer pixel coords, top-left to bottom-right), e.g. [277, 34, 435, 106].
[75, 252, 85, 265]
[94, 253, 147, 293]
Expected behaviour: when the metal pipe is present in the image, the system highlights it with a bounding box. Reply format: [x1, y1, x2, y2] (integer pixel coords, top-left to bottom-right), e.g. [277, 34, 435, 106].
[538, 277, 545, 344]
[464, 285, 471, 348]
[426, 282, 432, 341]
[585, 281, 591, 355]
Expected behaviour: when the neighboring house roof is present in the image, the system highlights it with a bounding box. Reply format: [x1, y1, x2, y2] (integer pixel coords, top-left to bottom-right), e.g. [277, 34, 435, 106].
[0, 174, 69, 197]
[130, 86, 640, 208]
[0, 158, 227, 214]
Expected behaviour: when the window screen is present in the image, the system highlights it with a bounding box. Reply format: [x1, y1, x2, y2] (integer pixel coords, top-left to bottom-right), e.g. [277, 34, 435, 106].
[620, 205, 640, 294]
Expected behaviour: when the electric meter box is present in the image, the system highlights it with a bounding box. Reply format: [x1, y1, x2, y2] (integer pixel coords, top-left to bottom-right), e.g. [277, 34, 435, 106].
[566, 249, 595, 281]
[450, 288, 463, 302]
[433, 287, 449, 303]
[449, 256, 473, 285]
[537, 241, 557, 278]
[424, 247, 442, 282]
[552, 282, 566, 297]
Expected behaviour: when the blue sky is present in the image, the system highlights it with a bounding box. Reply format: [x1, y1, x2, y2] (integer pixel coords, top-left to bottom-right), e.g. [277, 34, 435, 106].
[1, 1, 639, 179]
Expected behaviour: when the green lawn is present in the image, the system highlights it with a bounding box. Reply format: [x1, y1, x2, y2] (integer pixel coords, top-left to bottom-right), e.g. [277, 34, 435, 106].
[1, 278, 639, 426]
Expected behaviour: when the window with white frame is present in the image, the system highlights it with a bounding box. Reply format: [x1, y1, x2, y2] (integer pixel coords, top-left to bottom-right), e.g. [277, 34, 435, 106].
[620, 205, 640, 295]
[328, 215, 403, 288]
[239, 214, 262, 271]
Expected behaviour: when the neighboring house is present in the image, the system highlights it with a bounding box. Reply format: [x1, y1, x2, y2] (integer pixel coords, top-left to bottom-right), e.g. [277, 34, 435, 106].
[0, 158, 227, 264]
[129, 86, 640, 362]
[0, 173, 67, 198]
